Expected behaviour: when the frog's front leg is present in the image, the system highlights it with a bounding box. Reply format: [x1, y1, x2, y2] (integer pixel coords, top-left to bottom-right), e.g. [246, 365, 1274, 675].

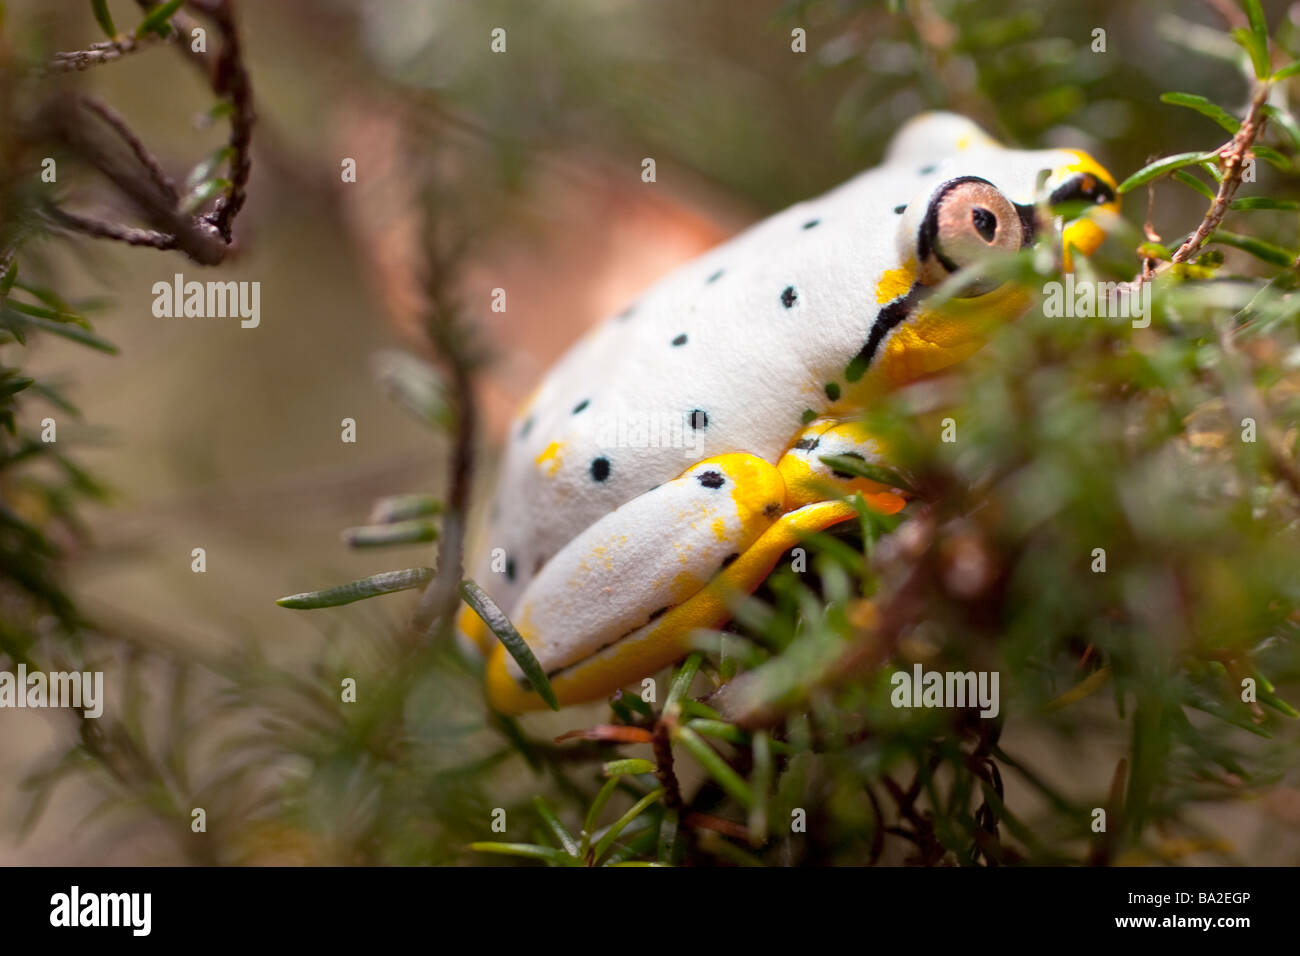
[484, 423, 910, 713]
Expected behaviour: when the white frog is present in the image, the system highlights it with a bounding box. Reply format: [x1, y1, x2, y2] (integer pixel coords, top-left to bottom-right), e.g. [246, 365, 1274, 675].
[458, 112, 1118, 713]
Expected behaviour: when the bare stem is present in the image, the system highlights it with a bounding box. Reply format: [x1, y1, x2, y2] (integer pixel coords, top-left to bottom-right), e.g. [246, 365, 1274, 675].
[45, 33, 169, 73]
[1170, 83, 1271, 266]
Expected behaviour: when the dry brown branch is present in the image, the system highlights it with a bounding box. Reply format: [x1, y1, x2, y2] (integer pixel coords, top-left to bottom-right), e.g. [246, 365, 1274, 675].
[46, 32, 170, 73]
[37, 0, 254, 263]
[1171, 83, 1271, 265]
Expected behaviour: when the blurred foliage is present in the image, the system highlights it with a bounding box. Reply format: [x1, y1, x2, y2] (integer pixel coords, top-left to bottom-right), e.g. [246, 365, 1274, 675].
[4, 0, 1300, 866]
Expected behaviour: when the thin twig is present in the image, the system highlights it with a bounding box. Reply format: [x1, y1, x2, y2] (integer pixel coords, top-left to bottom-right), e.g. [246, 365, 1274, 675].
[79, 94, 179, 205]
[46, 33, 169, 73]
[43, 204, 179, 251]
[201, 0, 255, 241]
[1170, 83, 1271, 265]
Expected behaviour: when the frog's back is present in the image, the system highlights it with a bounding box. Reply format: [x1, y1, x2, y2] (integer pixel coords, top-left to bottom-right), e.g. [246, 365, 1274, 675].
[468, 113, 1086, 611]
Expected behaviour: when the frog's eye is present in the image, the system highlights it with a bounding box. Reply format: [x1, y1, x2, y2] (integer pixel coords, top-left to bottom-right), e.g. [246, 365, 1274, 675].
[917, 177, 1028, 295]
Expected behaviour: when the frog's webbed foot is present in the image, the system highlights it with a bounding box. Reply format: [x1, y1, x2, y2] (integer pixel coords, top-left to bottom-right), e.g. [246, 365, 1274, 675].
[484, 422, 910, 713]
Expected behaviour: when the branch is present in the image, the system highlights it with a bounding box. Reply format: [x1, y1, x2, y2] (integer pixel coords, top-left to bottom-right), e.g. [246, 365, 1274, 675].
[79, 95, 179, 206]
[45, 33, 170, 73]
[43, 204, 178, 251]
[200, 0, 255, 241]
[1170, 82, 1271, 265]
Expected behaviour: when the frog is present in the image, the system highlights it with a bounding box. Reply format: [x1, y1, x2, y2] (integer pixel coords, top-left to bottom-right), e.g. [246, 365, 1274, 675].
[457, 111, 1119, 714]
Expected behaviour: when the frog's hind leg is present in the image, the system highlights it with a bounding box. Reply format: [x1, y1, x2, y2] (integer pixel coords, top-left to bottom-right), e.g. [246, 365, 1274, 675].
[483, 420, 912, 713]
[484, 453, 789, 713]
[486, 498, 863, 713]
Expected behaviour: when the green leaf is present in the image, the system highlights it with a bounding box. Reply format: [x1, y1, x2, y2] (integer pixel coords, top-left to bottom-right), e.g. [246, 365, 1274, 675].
[341, 518, 438, 548]
[676, 725, 753, 809]
[1117, 152, 1219, 194]
[1230, 26, 1271, 80]
[469, 842, 574, 865]
[818, 454, 914, 492]
[275, 566, 434, 608]
[135, 0, 184, 38]
[91, 0, 116, 38]
[184, 146, 235, 191]
[1172, 170, 1216, 201]
[1241, 0, 1268, 43]
[0, 375, 35, 397]
[1273, 59, 1300, 81]
[1228, 196, 1300, 211]
[665, 653, 702, 710]
[1209, 230, 1295, 267]
[179, 177, 231, 215]
[748, 729, 772, 844]
[1251, 144, 1291, 171]
[372, 350, 452, 429]
[591, 788, 664, 864]
[1158, 93, 1240, 134]
[0, 308, 117, 353]
[369, 493, 442, 523]
[1261, 105, 1300, 150]
[460, 579, 558, 710]
[583, 776, 621, 852]
[531, 796, 579, 857]
[603, 758, 656, 776]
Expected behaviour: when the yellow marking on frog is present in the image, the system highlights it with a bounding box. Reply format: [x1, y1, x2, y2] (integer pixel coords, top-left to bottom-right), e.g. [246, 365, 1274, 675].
[872, 283, 1031, 388]
[875, 257, 918, 305]
[711, 516, 727, 541]
[534, 440, 564, 476]
[456, 602, 496, 655]
[485, 499, 859, 712]
[1059, 150, 1121, 271]
[777, 420, 909, 513]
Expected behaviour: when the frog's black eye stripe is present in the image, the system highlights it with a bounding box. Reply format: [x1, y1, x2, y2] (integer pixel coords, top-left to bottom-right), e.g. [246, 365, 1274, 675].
[1048, 172, 1116, 210]
[845, 285, 922, 382]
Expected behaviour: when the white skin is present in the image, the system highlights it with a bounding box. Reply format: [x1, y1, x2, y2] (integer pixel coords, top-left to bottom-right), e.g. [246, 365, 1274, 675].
[461, 112, 1118, 711]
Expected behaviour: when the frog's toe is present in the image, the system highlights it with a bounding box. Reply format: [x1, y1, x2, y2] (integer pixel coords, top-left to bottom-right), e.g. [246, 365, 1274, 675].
[779, 418, 910, 513]
[484, 453, 786, 712]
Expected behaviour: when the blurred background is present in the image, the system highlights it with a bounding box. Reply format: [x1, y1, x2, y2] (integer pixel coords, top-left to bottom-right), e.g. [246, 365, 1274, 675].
[2, 0, 1299, 865]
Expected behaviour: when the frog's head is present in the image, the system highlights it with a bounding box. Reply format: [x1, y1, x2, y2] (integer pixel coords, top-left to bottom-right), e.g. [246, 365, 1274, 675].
[855, 112, 1119, 390]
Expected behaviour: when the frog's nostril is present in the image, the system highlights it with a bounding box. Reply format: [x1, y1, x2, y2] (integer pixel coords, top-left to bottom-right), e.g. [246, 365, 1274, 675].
[697, 470, 725, 489]
[972, 207, 997, 242]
